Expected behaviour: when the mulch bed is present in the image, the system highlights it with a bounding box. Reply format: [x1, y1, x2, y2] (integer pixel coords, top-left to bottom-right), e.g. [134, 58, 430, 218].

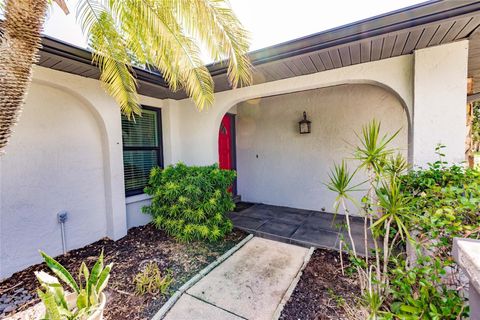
[0, 224, 246, 320]
[280, 249, 360, 320]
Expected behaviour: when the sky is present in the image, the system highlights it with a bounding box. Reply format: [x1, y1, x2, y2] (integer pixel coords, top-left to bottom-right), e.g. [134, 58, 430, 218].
[43, 0, 426, 52]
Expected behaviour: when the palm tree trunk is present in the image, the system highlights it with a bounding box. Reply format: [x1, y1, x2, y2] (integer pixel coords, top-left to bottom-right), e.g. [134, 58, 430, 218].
[0, 0, 48, 154]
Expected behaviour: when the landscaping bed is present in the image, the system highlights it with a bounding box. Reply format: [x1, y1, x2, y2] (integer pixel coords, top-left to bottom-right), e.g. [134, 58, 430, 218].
[280, 248, 360, 320]
[0, 224, 246, 320]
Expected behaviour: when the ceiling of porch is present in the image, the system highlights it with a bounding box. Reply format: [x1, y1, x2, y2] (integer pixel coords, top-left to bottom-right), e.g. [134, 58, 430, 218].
[36, 0, 480, 100]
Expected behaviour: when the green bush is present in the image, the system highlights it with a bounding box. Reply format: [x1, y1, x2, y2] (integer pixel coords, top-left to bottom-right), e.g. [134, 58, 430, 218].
[401, 146, 480, 260]
[384, 145, 480, 319]
[143, 163, 235, 242]
[386, 256, 467, 319]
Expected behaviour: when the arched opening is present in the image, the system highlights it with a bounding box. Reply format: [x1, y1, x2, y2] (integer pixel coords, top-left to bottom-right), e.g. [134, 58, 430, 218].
[218, 83, 410, 212]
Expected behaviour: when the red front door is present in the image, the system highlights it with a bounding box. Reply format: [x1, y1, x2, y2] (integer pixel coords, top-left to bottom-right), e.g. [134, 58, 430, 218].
[218, 114, 233, 170]
[218, 114, 236, 194]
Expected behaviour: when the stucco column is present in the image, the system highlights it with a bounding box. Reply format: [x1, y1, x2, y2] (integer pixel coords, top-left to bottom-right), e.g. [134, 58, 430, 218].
[453, 238, 480, 320]
[102, 108, 129, 241]
[413, 40, 468, 167]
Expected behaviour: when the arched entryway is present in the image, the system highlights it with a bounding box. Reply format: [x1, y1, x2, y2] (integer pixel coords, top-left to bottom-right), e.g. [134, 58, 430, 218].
[218, 83, 410, 211]
[224, 83, 409, 251]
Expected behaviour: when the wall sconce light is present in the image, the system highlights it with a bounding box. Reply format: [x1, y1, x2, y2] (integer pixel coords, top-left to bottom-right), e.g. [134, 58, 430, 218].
[298, 111, 311, 134]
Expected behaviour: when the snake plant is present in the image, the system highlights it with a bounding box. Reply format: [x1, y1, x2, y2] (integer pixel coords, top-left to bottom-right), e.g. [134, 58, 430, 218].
[35, 250, 112, 320]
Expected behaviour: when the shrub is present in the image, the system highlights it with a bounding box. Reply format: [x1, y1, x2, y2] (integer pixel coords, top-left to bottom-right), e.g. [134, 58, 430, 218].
[134, 262, 173, 295]
[386, 256, 467, 319]
[401, 146, 480, 260]
[327, 122, 478, 319]
[35, 250, 112, 319]
[143, 163, 235, 242]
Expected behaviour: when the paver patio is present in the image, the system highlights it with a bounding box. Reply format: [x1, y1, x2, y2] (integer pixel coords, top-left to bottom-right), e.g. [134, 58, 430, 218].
[230, 203, 374, 255]
[164, 237, 309, 320]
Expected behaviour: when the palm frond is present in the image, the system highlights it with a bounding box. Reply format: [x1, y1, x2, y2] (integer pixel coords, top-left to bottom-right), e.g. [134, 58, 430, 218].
[77, 1, 141, 118]
[174, 0, 252, 88]
[76, 0, 252, 115]
[95, 55, 140, 116]
[107, 0, 215, 109]
[76, 0, 106, 35]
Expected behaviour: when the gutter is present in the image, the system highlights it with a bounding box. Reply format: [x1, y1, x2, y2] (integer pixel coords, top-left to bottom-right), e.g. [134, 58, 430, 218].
[38, 0, 480, 86]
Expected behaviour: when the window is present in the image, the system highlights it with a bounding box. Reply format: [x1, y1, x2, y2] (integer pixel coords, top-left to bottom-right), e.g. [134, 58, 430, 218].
[121, 106, 163, 196]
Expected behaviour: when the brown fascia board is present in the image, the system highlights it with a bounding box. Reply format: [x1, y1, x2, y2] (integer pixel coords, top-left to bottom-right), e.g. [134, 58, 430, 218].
[207, 0, 480, 75]
[40, 37, 168, 87]
[37, 0, 480, 87]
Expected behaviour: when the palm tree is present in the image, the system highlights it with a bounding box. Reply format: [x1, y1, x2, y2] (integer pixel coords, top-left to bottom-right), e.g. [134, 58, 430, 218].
[0, 0, 252, 153]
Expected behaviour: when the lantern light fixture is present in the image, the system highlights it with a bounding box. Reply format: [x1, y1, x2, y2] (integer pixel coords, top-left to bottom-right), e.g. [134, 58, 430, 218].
[298, 111, 311, 134]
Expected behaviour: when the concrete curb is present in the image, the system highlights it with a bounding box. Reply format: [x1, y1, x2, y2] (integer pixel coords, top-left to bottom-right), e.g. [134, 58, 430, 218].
[272, 246, 315, 320]
[151, 234, 254, 320]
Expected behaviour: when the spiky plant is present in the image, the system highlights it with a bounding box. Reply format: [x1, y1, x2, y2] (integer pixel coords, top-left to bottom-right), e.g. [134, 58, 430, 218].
[0, 0, 252, 154]
[326, 160, 364, 257]
[371, 177, 411, 287]
[354, 119, 400, 175]
[36, 250, 112, 319]
[384, 153, 409, 178]
[353, 119, 400, 283]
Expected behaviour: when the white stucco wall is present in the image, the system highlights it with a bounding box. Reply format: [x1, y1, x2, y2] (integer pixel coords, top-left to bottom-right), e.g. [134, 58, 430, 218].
[0, 82, 108, 277]
[413, 40, 468, 166]
[235, 84, 408, 212]
[0, 67, 169, 278]
[126, 194, 152, 228]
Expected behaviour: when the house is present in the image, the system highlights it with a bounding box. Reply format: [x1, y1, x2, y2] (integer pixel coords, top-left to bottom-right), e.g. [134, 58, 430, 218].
[1, 0, 479, 279]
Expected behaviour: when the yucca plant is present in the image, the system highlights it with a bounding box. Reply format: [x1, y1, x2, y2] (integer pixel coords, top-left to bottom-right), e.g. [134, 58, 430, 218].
[326, 119, 406, 310]
[0, 0, 252, 154]
[354, 119, 400, 176]
[371, 177, 411, 287]
[384, 153, 410, 178]
[35, 250, 112, 320]
[353, 119, 401, 287]
[326, 161, 364, 257]
[326, 160, 369, 293]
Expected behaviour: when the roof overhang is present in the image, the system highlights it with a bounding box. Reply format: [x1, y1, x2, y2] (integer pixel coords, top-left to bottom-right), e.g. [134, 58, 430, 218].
[36, 0, 480, 99]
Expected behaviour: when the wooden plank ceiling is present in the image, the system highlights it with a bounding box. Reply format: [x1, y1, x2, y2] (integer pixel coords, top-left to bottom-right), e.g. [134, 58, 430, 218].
[250, 15, 480, 86]
[37, 0, 480, 100]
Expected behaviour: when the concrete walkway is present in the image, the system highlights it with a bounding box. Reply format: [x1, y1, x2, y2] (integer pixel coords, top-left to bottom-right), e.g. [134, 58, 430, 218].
[164, 237, 309, 320]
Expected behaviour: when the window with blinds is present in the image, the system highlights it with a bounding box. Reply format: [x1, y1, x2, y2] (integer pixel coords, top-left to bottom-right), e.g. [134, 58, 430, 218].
[122, 107, 163, 196]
